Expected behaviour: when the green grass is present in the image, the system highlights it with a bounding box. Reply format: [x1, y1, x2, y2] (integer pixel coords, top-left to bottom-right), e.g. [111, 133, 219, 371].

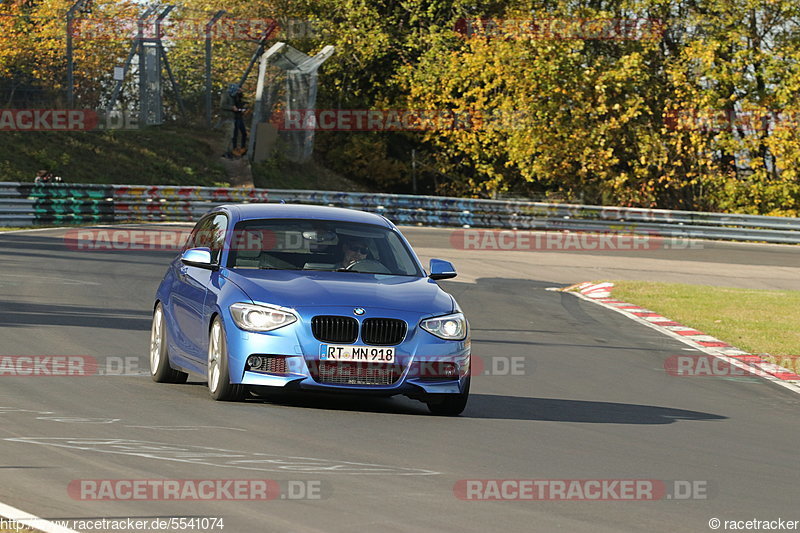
[609, 281, 800, 356]
[1, 127, 371, 191]
[0, 126, 229, 186]
[252, 156, 372, 192]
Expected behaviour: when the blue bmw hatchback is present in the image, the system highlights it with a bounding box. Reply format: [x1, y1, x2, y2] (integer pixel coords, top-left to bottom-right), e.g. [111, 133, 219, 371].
[150, 204, 471, 415]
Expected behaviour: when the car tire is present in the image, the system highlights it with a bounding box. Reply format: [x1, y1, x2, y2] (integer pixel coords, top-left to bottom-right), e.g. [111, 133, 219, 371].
[207, 317, 245, 401]
[426, 376, 470, 416]
[150, 303, 188, 384]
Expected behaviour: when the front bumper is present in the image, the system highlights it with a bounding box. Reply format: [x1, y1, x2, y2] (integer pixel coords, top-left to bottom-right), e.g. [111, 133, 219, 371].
[240, 360, 469, 396]
[223, 305, 470, 396]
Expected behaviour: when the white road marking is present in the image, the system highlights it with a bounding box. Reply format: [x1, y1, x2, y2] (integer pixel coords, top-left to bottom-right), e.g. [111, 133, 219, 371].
[5, 437, 440, 476]
[0, 273, 100, 286]
[0, 408, 55, 415]
[125, 425, 248, 432]
[36, 416, 120, 424]
[0, 227, 65, 235]
[568, 290, 800, 395]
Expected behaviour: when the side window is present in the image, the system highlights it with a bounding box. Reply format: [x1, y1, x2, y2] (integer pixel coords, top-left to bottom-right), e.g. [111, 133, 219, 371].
[183, 216, 213, 251]
[208, 214, 228, 264]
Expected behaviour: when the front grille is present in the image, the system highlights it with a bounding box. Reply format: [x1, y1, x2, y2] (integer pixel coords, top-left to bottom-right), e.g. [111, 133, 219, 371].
[312, 316, 358, 343]
[248, 355, 288, 374]
[315, 362, 403, 385]
[362, 318, 407, 346]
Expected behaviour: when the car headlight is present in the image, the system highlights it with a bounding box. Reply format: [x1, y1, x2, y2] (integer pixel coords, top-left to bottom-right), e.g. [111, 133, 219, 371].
[229, 303, 297, 332]
[420, 312, 467, 340]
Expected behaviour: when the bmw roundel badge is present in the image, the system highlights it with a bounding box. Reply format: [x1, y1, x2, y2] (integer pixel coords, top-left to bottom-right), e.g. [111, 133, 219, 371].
[353, 307, 366, 316]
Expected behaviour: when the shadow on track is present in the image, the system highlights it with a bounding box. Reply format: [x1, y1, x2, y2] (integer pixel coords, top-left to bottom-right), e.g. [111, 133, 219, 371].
[178, 383, 726, 423]
[0, 301, 151, 330]
[462, 394, 727, 424]
[222, 386, 432, 416]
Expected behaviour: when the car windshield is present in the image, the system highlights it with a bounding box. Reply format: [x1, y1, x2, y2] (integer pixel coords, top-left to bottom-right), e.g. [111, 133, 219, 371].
[226, 218, 423, 276]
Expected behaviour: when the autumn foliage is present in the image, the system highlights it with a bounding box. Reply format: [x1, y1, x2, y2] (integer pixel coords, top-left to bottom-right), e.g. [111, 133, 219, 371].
[2, 0, 800, 214]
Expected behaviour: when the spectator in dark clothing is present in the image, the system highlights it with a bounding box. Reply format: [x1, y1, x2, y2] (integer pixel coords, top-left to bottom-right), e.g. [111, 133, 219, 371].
[219, 83, 247, 158]
[34, 170, 61, 183]
[232, 87, 247, 156]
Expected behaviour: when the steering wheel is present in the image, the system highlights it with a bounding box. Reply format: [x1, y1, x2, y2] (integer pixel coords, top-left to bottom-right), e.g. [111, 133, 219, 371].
[343, 259, 392, 274]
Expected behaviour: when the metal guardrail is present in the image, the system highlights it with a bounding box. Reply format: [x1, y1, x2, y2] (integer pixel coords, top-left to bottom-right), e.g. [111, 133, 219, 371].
[2, 181, 800, 244]
[0, 183, 116, 225]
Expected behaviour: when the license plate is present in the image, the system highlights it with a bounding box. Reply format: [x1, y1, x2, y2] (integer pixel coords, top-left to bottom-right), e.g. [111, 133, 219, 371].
[320, 344, 396, 363]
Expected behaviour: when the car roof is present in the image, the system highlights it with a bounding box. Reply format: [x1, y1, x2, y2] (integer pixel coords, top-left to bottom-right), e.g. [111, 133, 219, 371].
[219, 203, 393, 227]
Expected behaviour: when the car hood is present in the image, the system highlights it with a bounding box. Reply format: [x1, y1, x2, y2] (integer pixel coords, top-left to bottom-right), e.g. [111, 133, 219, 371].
[223, 269, 455, 315]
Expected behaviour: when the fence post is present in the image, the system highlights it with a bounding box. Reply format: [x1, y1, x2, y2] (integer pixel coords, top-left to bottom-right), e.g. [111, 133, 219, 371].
[205, 10, 226, 127]
[66, 0, 90, 108]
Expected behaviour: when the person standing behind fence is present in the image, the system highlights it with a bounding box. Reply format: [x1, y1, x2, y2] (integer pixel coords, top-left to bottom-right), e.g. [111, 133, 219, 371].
[232, 86, 248, 157]
[219, 83, 238, 159]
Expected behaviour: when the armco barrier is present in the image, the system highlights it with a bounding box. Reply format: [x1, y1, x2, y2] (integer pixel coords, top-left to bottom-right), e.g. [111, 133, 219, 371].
[2, 181, 800, 244]
[0, 183, 116, 226]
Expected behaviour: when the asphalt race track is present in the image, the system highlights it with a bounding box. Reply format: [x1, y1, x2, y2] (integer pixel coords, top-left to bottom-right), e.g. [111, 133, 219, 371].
[1, 225, 799, 533]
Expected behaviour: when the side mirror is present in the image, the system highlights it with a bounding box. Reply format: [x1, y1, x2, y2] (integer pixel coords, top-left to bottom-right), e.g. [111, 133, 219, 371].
[429, 259, 457, 280]
[181, 247, 217, 270]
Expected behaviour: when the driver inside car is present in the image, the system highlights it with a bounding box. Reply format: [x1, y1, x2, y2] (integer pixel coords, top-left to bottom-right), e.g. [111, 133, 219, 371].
[337, 238, 369, 269]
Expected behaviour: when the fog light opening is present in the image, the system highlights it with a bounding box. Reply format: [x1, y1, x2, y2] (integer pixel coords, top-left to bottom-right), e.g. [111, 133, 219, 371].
[442, 364, 458, 378]
[246, 355, 290, 374]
